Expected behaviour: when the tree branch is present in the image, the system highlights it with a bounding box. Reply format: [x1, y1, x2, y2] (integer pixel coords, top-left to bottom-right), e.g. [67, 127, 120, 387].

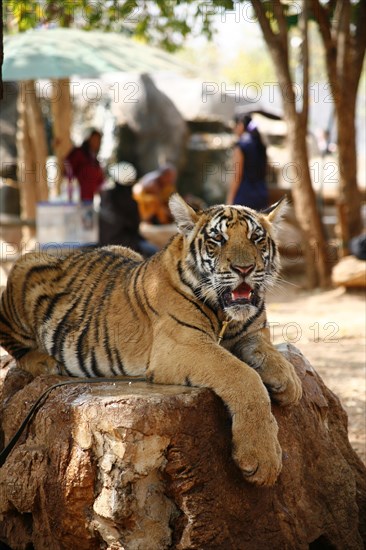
[310, 0, 334, 55]
[272, 1, 288, 57]
[251, 0, 295, 117]
[352, 0, 366, 90]
[300, 0, 310, 126]
[310, 0, 339, 102]
[335, 0, 351, 98]
[251, 0, 277, 49]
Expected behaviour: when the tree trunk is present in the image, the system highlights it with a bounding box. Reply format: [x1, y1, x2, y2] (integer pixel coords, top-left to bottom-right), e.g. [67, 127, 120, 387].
[50, 78, 73, 195]
[0, 3, 3, 101]
[269, 62, 331, 288]
[310, 0, 365, 251]
[17, 81, 49, 243]
[335, 99, 362, 247]
[286, 117, 331, 288]
[16, 84, 38, 241]
[251, 0, 331, 288]
[25, 81, 49, 203]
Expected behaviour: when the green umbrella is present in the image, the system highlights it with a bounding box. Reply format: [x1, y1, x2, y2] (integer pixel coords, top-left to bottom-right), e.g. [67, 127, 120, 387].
[3, 28, 194, 208]
[3, 27, 194, 81]
[3, 28, 194, 216]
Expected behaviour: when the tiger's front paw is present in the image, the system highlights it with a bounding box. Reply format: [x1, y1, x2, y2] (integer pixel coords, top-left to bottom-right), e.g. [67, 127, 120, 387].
[232, 411, 282, 486]
[259, 356, 302, 407]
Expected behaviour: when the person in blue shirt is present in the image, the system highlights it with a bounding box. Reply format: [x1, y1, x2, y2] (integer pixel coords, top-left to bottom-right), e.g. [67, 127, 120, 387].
[226, 114, 269, 211]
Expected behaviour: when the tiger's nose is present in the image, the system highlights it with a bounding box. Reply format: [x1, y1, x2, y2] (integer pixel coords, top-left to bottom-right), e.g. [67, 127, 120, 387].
[232, 264, 255, 275]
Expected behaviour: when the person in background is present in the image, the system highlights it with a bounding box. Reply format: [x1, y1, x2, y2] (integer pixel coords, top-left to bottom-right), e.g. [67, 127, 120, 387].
[226, 114, 268, 211]
[65, 129, 104, 202]
[133, 164, 177, 224]
[98, 162, 158, 258]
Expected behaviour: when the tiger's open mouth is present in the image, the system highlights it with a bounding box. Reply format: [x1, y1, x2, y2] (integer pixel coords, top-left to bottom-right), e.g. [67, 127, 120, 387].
[223, 281, 259, 307]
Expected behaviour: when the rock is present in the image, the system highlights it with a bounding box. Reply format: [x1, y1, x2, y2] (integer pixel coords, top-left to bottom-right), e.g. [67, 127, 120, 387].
[115, 73, 187, 176]
[0, 346, 365, 550]
[332, 255, 366, 288]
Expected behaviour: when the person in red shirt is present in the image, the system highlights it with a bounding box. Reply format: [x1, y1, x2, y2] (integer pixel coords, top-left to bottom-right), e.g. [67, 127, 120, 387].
[65, 129, 104, 201]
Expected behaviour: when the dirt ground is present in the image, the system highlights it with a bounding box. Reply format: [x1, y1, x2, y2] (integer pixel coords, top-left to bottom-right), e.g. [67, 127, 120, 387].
[267, 282, 366, 464]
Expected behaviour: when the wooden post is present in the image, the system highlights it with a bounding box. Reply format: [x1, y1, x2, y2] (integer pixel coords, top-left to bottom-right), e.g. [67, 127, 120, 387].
[17, 81, 49, 243]
[50, 78, 73, 195]
[17, 82, 37, 242]
[25, 81, 49, 202]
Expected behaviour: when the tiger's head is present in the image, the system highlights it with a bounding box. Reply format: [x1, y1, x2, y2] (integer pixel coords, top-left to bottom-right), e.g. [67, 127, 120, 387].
[169, 194, 286, 322]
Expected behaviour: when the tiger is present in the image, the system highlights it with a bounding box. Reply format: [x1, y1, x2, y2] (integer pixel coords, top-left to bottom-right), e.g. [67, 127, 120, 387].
[0, 194, 302, 486]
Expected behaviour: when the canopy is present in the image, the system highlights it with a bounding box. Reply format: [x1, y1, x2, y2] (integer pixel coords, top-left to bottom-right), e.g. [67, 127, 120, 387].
[3, 27, 194, 81]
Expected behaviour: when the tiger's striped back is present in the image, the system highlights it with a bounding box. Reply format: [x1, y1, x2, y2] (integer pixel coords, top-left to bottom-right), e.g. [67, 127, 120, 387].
[0, 246, 156, 376]
[0, 195, 286, 379]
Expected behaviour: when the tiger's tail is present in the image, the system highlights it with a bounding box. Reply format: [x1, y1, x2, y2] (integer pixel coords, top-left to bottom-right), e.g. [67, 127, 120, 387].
[0, 282, 34, 360]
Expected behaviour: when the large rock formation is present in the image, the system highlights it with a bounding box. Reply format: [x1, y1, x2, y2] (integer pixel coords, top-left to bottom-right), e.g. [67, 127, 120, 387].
[0, 345, 365, 549]
[114, 73, 187, 177]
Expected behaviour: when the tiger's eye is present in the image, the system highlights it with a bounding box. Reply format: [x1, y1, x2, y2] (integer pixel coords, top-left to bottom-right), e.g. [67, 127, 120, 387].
[252, 229, 263, 239]
[214, 234, 224, 242]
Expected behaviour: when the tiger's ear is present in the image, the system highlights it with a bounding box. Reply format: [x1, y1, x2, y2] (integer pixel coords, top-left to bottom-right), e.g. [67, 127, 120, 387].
[262, 195, 288, 225]
[169, 194, 199, 236]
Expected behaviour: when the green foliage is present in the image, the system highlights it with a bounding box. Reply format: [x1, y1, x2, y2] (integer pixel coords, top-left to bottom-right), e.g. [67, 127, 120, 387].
[5, 0, 42, 31]
[4, 0, 365, 57]
[255, 0, 299, 33]
[3, 0, 234, 51]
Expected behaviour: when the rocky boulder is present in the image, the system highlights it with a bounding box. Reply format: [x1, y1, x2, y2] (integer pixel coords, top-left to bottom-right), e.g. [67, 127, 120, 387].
[332, 255, 366, 288]
[0, 345, 365, 549]
[115, 73, 187, 176]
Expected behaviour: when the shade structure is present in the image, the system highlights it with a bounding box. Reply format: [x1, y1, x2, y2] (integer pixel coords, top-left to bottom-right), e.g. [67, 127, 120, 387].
[3, 27, 194, 81]
[3, 28, 195, 228]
